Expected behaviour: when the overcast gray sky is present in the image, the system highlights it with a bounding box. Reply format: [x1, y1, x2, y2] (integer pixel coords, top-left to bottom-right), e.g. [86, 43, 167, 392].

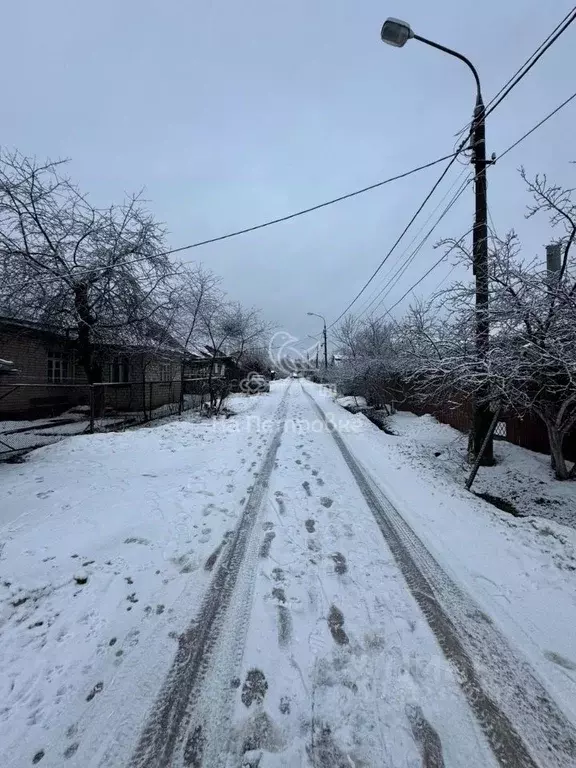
[3, 1, 575, 352]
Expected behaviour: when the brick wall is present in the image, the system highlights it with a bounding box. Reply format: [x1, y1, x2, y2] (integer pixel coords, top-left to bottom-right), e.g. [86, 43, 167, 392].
[0, 326, 88, 418]
[1, 322, 185, 420]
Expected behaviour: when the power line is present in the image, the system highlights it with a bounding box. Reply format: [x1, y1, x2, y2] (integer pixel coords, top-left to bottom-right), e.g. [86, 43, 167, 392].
[431, 262, 458, 294]
[16, 7, 576, 294]
[163, 153, 458, 256]
[497, 90, 576, 159]
[329, 16, 576, 332]
[355, 172, 473, 320]
[455, 6, 576, 141]
[373, 89, 576, 317]
[383, 250, 457, 315]
[367, 176, 473, 316]
[485, 7, 576, 120]
[352, 165, 470, 317]
[366, 7, 576, 320]
[32, 151, 458, 286]
[327, 143, 467, 329]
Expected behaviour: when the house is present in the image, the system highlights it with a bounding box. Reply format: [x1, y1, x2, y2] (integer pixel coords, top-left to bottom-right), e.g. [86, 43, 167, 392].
[0, 316, 184, 419]
[183, 344, 232, 381]
[182, 345, 242, 395]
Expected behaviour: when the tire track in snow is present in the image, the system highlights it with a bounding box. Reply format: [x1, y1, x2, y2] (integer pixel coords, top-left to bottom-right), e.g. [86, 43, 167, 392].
[127, 390, 289, 768]
[303, 385, 576, 768]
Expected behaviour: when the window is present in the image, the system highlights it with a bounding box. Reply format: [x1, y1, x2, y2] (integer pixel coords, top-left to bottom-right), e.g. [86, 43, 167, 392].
[109, 357, 129, 382]
[47, 350, 73, 383]
[159, 362, 171, 382]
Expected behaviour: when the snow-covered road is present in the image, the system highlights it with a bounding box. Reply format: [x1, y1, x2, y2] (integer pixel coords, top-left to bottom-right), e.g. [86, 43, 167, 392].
[1, 381, 575, 767]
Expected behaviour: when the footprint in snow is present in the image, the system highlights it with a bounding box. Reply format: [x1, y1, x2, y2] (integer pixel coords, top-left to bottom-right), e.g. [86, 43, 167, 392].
[331, 552, 347, 575]
[241, 669, 268, 707]
[36, 490, 54, 499]
[124, 537, 150, 546]
[86, 682, 104, 702]
[320, 497, 333, 508]
[259, 531, 276, 558]
[327, 605, 349, 645]
[272, 567, 285, 582]
[63, 743, 79, 759]
[272, 587, 292, 646]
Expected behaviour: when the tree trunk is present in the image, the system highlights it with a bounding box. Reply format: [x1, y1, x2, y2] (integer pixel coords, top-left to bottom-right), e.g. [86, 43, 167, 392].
[546, 423, 570, 480]
[74, 282, 105, 415]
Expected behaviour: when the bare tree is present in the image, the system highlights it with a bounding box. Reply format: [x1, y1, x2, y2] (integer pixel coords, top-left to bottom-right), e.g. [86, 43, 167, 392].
[333, 314, 399, 410]
[170, 264, 221, 413]
[332, 315, 360, 360]
[402, 175, 576, 479]
[197, 300, 270, 414]
[0, 150, 173, 395]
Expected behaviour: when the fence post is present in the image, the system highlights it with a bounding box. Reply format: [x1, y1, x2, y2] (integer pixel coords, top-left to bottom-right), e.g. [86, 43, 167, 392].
[89, 385, 95, 434]
[148, 381, 153, 420]
[179, 362, 184, 415]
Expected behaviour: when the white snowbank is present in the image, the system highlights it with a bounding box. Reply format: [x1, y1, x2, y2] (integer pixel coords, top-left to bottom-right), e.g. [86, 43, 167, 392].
[336, 395, 367, 409]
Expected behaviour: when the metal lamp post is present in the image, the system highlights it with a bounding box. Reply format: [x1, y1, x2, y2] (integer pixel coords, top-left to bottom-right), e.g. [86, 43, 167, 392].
[307, 312, 328, 372]
[380, 18, 492, 463]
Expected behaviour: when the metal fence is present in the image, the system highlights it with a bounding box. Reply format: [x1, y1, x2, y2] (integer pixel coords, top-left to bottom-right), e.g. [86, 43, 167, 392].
[0, 380, 202, 460]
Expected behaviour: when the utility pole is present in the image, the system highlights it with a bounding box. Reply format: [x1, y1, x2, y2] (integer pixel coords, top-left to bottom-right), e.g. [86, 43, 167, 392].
[307, 312, 328, 373]
[380, 17, 493, 463]
[471, 96, 493, 463]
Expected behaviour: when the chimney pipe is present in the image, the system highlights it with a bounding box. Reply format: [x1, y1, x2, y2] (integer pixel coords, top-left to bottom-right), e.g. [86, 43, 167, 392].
[546, 243, 561, 275]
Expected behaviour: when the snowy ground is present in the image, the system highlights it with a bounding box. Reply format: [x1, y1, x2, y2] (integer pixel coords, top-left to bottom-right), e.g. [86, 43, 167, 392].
[1, 382, 575, 767]
[384, 410, 576, 529]
[0, 398, 200, 458]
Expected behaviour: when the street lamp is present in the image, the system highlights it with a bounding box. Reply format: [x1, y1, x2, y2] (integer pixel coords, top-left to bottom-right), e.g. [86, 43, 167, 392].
[307, 312, 328, 372]
[380, 17, 492, 464]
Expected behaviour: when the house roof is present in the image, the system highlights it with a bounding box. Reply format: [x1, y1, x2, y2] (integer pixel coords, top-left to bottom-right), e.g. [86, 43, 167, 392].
[0, 315, 74, 339]
[0, 314, 185, 358]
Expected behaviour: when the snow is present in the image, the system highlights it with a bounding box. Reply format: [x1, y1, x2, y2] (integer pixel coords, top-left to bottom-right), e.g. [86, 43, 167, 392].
[0, 391, 282, 767]
[230, 384, 497, 767]
[1, 380, 575, 766]
[388, 411, 576, 528]
[336, 395, 367, 409]
[0, 402, 198, 458]
[314, 389, 576, 728]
